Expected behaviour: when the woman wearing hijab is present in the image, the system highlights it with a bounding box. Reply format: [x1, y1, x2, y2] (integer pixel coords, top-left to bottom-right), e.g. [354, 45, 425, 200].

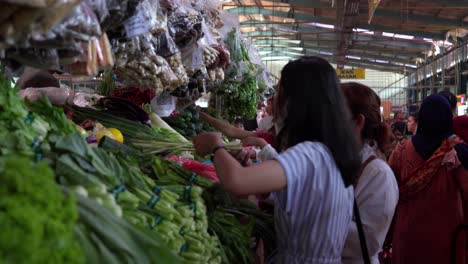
[193, 56, 361, 263]
[389, 94, 468, 264]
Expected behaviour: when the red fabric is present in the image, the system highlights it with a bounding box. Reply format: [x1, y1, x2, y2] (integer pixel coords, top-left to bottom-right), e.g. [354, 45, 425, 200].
[255, 129, 275, 147]
[388, 139, 466, 264]
[168, 156, 219, 182]
[454, 116, 468, 143]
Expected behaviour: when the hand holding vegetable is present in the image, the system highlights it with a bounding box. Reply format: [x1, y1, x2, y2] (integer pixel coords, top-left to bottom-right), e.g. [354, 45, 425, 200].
[229, 148, 255, 166]
[241, 137, 268, 149]
[192, 132, 224, 156]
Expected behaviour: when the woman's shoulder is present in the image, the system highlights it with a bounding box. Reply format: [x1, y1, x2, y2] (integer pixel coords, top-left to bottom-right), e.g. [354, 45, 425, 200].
[288, 141, 334, 158]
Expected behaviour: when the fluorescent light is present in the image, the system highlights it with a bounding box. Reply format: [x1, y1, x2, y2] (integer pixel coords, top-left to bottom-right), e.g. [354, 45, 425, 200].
[306, 22, 335, 29]
[404, 64, 417, 68]
[346, 55, 361, 60]
[376, 60, 389, 64]
[319, 51, 333, 56]
[394, 34, 414, 40]
[262, 56, 295, 61]
[382, 32, 395, 37]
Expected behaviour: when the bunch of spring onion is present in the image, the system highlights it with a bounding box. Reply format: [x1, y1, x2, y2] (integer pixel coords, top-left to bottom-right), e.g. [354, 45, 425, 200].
[71, 106, 241, 155]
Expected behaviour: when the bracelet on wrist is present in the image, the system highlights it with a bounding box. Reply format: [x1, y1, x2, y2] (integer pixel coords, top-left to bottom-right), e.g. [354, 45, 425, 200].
[210, 145, 225, 161]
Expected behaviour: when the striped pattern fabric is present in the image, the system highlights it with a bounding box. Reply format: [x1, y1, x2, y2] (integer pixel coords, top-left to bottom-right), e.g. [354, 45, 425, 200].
[271, 142, 354, 264]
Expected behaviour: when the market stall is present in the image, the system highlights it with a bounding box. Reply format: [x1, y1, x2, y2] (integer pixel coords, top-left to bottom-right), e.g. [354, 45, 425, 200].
[0, 0, 275, 263]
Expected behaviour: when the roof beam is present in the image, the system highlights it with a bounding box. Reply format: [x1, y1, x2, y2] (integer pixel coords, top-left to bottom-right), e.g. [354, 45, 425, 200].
[261, 51, 409, 73]
[372, 9, 468, 28]
[258, 45, 414, 65]
[249, 34, 428, 56]
[260, 0, 466, 27]
[229, 7, 446, 39]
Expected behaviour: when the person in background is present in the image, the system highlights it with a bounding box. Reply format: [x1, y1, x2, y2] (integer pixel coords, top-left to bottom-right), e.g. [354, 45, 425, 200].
[233, 118, 244, 130]
[340, 82, 398, 264]
[386, 121, 407, 159]
[16, 67, 60, 89]
[407, 112, 418, 136]
[193, 56, 362, 263]
[392, 112, 405, 125]
[388, 94, 468, 264]
[258, 97, 274, 132]
[439, 90, 458, 117]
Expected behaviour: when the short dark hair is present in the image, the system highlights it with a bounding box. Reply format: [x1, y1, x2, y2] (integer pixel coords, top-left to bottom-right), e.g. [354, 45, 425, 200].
[234, 118, 243, 124]
[438, 90, 457, 111]
[277, 56, 361, 187]
[409, 112, 419, 122]
[18, 70, 59, 89]
[391, 121, 407, 134]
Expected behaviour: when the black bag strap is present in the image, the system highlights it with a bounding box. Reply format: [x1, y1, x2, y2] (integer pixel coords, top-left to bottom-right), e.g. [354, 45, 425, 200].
[354, 200, 371, 264]
[354, 155, 376, 264]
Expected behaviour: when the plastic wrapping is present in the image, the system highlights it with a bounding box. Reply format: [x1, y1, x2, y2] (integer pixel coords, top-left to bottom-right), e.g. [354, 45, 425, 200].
[122, 0, 161, 38]
[112, 33, 180, 95]
[49, 1, 102, 42]
[168, 3, 204, 50]
[167, 52, 189, 87]
[159, 0, 177, 13]
[85, 0, 109, 23]
[168, 155, 219, 182]
[151, 93, 176, 117]
[154, 30, 178, 58]
[0, 0, 80, 48]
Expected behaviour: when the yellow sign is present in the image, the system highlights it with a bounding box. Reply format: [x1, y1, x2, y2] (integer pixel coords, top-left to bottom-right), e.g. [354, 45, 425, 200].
[336, 68, 366, 79]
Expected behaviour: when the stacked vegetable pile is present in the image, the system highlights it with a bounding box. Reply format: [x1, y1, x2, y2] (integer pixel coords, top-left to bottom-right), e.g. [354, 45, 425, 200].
[163, 106, 216, 138]
[0, 155, 83, 264]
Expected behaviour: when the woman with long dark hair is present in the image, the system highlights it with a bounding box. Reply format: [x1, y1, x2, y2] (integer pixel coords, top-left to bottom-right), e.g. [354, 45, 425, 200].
[193, 56, 361, 262]
[340, 83, 398, 264]
[389, 94, 468, 264]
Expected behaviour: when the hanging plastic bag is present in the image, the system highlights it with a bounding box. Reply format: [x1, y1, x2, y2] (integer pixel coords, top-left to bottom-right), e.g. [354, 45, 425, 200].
[53, 1, 102, 42]
[123, 0, 162, 38]
[168, 1, 204, 50]
[151, 93, 176, 117]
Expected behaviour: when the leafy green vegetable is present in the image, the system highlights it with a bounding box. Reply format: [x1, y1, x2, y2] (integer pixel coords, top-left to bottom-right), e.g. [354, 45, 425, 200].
[0, 155, 83, 264]
[0, 73, 49, 157]
[26, 95, 76, 138]
[74, 193, 181, 264]
[98, 70, 117, 96]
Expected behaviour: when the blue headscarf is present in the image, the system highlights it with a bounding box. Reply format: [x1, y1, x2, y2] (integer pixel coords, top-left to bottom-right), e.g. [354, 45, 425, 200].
[412, 94, 454, 160]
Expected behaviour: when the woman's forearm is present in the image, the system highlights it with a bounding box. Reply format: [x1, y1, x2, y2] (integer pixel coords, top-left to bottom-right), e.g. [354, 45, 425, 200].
[212, 148, 286, 195]
[200, 112, 256, 139]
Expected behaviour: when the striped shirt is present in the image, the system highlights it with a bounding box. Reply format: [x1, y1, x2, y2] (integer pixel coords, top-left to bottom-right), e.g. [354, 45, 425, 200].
[270, 142, 354, 264]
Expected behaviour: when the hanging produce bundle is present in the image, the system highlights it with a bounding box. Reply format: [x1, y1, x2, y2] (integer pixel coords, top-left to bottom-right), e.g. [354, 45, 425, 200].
[113, 34, 179, 95]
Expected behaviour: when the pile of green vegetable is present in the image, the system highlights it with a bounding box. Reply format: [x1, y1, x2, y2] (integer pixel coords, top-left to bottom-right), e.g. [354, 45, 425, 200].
[0, 68, 275, 264]
[163, 106, 216, 138]
[0, 155, 83, 264]
[0, 74, 49, 158]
